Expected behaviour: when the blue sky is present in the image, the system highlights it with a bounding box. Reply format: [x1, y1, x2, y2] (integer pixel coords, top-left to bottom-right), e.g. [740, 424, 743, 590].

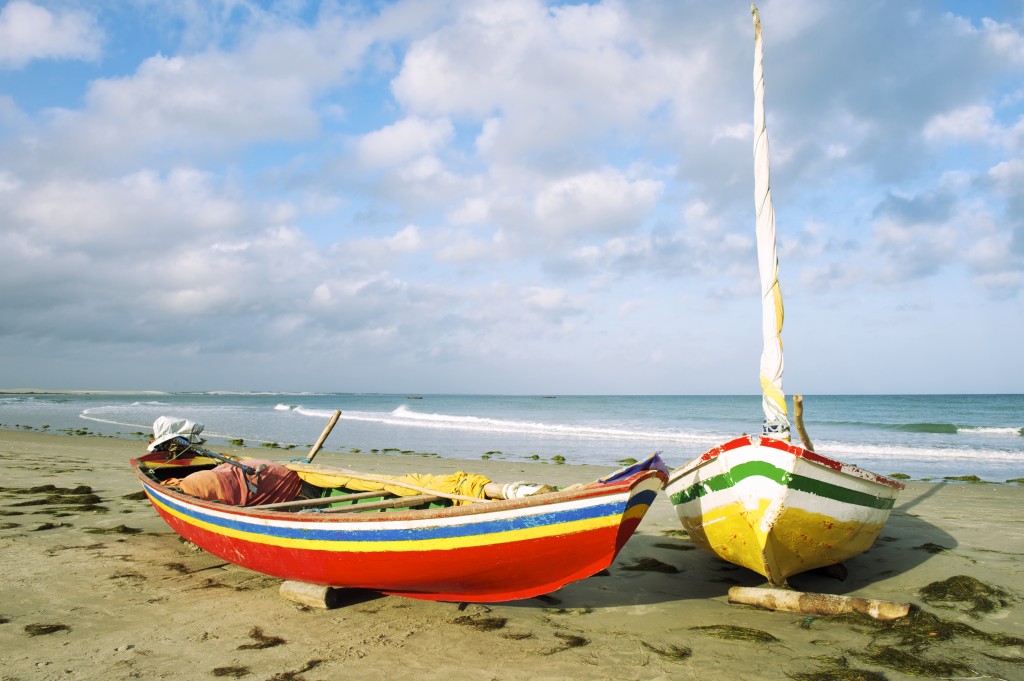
[0, 0, 1022, 395]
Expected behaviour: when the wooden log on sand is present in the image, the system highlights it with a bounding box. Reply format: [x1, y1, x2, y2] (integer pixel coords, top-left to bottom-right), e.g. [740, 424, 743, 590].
[279, 581, 343, 609]
[728, 586, 910, 621]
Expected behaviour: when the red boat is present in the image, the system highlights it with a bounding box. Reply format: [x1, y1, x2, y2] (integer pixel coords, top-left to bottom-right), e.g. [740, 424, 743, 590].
[132, 443, 666, 602]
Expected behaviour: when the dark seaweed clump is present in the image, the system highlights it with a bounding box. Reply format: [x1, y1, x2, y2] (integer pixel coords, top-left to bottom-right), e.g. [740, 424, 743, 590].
[237, 626, 286, 650]
[943, 475, 982, 483]
[452, 615, 507, 631]
[621, 557, 679, 573]
[790, 655, 888, 681]
[641, 641, 693, 661]
[817, 600, 1024, 678]
[690, 624, 779, 643]
[25, 623, 71, 636]
[918, 575, 1012, 617]
[541, 631, 589, 655]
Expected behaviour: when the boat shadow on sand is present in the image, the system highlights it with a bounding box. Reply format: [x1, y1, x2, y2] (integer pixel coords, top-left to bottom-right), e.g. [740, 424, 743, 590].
[501, 483, 957, 610]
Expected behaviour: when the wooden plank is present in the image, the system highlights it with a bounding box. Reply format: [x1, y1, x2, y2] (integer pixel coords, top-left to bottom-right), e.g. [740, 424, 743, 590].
[318, 494, 442, 514]
[251, 490, 394, 511]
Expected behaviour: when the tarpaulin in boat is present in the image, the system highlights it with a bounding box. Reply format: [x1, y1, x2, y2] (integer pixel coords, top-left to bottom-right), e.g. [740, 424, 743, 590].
[166, 459, 301, 506]
[287, 464, 491, 506]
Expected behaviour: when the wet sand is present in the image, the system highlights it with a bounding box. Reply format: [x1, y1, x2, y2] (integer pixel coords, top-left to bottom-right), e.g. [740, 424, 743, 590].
[1, 429, 1022, 680]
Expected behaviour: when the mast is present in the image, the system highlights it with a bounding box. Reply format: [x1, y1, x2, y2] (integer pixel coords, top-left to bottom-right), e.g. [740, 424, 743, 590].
[751, 4, 790, 440]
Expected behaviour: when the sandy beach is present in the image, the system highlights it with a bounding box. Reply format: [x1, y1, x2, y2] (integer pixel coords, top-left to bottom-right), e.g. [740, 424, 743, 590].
[1, 429, 1022, 681]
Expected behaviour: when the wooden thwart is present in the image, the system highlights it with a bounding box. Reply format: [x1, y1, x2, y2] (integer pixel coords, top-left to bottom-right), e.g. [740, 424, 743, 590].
[728, 586, 910, 621]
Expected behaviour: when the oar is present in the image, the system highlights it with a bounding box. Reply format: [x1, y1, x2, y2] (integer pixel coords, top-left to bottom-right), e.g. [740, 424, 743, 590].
[306, 410, 341, 463]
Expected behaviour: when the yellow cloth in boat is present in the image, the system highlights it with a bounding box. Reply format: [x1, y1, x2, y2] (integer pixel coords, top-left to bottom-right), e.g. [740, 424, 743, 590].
[289, 466, 491, 506]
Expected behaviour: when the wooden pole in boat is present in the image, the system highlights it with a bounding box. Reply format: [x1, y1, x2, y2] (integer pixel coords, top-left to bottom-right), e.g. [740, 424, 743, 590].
[793, 394, 814, 452]
[306, 410, 341, 463]
[728, 586, 910, 621]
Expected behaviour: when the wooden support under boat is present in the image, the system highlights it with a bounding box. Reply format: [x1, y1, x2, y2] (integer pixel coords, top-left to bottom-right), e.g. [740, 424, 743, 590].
[280, 581, 342, 609]
[728, 586, 910, 621]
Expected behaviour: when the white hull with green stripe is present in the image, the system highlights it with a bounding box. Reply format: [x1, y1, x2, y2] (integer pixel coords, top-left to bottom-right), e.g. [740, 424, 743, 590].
[665, 434, 903, 586]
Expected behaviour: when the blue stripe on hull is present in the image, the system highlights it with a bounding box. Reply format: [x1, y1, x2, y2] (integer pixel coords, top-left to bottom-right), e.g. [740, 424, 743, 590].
[146, 484, 638, 543]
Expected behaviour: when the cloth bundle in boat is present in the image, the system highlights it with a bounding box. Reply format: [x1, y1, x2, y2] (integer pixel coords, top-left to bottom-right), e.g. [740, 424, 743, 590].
[168, 459, 301, 506]
[291, 468, 491, 505]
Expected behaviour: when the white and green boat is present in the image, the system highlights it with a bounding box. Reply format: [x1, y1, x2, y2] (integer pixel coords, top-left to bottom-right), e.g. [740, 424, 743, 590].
[664, 6, 904, 587]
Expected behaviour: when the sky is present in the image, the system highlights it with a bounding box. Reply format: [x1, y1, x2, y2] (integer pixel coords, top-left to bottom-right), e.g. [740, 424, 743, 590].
[0, 0, 1022, 395]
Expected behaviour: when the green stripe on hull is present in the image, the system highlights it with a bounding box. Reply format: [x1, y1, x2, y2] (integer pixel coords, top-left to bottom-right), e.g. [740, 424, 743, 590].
[669, 460, 895, 510]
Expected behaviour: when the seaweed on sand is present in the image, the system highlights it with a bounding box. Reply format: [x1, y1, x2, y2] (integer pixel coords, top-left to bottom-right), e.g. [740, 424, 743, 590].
[918, 575, 1013, 617]
[826, 607, 1023, 650]
[237, 626, 286, 649]
[542, 631, 589, 655]
[855, 645, 970, 677]
[452, 615, 507, 631]
[641, 641, 693, 661]
[690, 624, 779, 643]
[788, 655, 887, 681]
[620, 557, 679, 573]
[84, 524, 143, 535]
[267, 659, 322, 681]
[25, 623, 71, 636]
[819, 603, 1024, 679]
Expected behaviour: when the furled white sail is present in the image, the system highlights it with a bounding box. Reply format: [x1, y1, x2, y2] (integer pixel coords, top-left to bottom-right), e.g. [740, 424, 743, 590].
[751, 5, 790, 440]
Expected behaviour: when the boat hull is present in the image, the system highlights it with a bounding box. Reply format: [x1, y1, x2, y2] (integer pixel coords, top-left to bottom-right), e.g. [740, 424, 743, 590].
[133, 454, 665, 602]
[665, 435, 902, 586]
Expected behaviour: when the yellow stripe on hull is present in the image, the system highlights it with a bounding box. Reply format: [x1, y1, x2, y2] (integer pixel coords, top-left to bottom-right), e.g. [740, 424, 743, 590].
[680, 499, 886, 584]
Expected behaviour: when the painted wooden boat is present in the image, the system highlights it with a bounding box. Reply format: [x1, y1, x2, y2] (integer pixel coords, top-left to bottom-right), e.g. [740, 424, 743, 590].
[132, 449, 667, 602]
[665, 435, 903, 586]
[665, 6, 903, 586]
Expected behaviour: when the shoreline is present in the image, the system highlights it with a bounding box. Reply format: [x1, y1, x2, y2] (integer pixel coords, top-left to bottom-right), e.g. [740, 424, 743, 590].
[2, 429, 1023, 680]
[1, 424, 1021, 486]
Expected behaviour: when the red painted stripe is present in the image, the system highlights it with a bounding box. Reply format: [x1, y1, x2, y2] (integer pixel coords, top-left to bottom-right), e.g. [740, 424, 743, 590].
[154, 505, 627, 602]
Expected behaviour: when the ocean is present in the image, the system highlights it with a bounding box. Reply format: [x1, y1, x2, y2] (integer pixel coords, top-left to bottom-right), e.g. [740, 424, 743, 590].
[1, 392, 1021, 482]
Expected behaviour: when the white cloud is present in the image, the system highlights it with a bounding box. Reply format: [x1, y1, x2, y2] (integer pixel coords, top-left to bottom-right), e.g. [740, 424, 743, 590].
[355, 116, 454, 168]
[0, 1, 102, 68]
[923, 105, 994, 143]
[533, 169, 662, 237]
[979, 17, 1024, 64]
[987, 158, 1024, 191]
[873, 216, 958, 282]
